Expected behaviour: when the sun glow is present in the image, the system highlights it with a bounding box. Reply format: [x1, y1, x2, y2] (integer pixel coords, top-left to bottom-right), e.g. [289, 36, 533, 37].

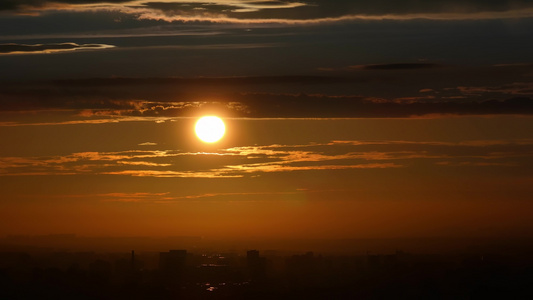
[195, 116, 225, 143]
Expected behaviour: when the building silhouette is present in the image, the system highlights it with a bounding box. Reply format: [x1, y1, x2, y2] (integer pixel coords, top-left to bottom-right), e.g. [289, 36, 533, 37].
[246, 250, 266, 280]
[159, 250, 187, 277]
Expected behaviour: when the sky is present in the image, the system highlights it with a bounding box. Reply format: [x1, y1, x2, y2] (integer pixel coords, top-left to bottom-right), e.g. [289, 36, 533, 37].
[0, 0, 532, 240]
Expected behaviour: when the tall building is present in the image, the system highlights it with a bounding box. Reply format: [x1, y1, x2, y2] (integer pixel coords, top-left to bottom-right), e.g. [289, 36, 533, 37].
[159, 250, 187, 276]
[247, 250, 266, 280]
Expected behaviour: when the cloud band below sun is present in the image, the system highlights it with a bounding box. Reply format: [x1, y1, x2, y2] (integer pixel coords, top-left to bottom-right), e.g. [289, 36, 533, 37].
[0, 139, 531, 178]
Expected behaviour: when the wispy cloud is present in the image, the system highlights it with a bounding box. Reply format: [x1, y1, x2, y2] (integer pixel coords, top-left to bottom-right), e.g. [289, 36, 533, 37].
[0, 43, 115, 55]
[1, 139, 531, 177]
[109, 8, 533, 24]
[102, 170, 243, 178]
[3, 0, 533, 22]
[117, 161, 171, 167]
[96, 192, 172, 203]
[456, 82, 533, 96]
[435, 161, 519, 167]
[84, 189, 350, 203]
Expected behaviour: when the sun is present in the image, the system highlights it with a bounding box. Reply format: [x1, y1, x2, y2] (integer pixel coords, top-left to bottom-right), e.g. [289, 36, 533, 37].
[195, 116, 225, 143]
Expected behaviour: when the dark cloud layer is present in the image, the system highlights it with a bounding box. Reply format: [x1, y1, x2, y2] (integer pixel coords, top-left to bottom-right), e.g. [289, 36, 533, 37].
[222, 0, 533, 20]
[0, 76, 531, 119]
[0, 0, 129, 11]
[232, 93, 533, 118]
[0, 43, 114, 54]
[2, 0, 532, 21]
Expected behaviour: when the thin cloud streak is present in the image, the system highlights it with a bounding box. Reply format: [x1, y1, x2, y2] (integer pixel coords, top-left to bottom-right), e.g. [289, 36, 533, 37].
[115, 43, 283, 51]
[0, 30, 226, 42]
[1, 139, 531, 177]
[102, 170, 243, 178]
[456, 82, 533, 96]
[0, 43, 115, 55]
[86, 189, 350, 203]
[129, 9, 533, 24]
[0, 117, 172, 127]
[435, 161, 519, 167]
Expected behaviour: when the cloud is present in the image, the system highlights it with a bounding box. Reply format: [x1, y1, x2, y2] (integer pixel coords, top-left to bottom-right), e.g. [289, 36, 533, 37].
[122, 9, 533, 24]
[119, 43, 282, 51]
[1, 139, 531, 177]
[350, 63, 442, 71]
[0, 75, 532, 122]
[94, 189, 348, 203]
[0, 0, 129, 12]
[0, 0, 305, 13]
[138, 142, 157, 146]
[456, 82, 533, 96]
[0, 43, 115, 55]
[435, 161, 519, 167]
[117, 161, 171, 167]
[102, 170, 243, 178]
[138, 0, 306, 14]
[329, 139, 533, 147]
[230, 93, 533, 118]
[0, 79, 532, 122]
[43, 75, 344, 87]
[2, 0, 533, 22]
[96, 192, 171, 203]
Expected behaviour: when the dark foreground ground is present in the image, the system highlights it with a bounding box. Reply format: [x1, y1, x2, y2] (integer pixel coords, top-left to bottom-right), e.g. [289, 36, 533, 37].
[1, 244, 532, 299]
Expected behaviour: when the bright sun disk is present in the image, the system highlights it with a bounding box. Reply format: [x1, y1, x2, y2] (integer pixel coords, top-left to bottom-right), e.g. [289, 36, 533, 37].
[195, 116, 225, 143]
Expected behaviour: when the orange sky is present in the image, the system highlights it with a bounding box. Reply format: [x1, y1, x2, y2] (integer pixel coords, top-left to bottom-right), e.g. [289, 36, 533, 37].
[1, 0, 532, 242]
[1, 116, 532, 239]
